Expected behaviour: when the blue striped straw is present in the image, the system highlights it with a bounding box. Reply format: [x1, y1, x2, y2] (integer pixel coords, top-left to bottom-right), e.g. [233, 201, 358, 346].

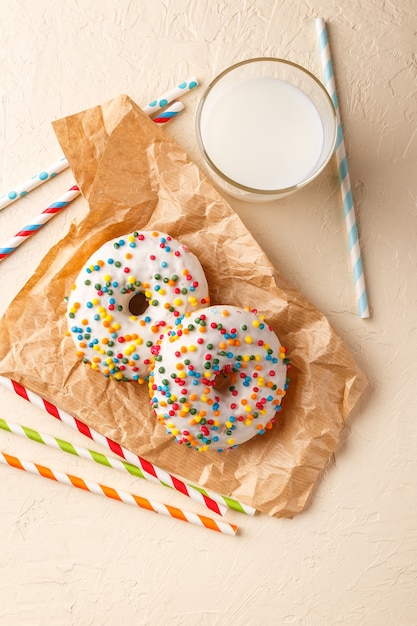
[315, 18, 370, 318]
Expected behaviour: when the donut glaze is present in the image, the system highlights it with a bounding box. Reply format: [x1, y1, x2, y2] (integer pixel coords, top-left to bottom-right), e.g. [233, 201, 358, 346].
[67, 230, 210, 382]
[149, 305, 289, 451]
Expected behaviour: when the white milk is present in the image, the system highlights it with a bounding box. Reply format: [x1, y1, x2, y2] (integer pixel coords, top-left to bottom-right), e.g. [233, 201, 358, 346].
[200, 76, 325, 190]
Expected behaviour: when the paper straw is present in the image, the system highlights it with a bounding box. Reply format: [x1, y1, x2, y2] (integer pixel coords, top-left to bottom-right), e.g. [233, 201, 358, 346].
[0, 377, 255, 516]
[0, 156, 69, 212]
[0, 451, 237, 535]
[0, 80, 196, 212]
[315, 18, 370, 318]
[152, 100, 184, 125]
[142, 77, 198, 116]
[0, 185, 81, 262]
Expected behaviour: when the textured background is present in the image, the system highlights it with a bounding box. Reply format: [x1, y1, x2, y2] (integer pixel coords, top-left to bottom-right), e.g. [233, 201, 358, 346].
[0, 1, 416, 624]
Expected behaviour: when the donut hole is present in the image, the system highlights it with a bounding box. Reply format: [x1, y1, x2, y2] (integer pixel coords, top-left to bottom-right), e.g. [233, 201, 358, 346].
[128, 292, 149, 316]
[212, 368, 236, 393]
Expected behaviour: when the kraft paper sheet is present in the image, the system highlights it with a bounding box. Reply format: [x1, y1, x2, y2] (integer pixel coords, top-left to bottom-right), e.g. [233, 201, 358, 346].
[0, 94, 368, 518]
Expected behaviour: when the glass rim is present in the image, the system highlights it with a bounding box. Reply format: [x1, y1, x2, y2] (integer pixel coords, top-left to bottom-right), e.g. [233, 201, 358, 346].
[195, 57, 337, 196]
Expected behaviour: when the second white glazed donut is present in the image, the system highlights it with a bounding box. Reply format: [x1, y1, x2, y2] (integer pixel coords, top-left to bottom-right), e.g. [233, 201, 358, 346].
[149, 305, 289, 451]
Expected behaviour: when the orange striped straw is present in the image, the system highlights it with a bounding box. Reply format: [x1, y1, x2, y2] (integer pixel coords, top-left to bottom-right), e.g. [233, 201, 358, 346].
[0, 451, 237, 536]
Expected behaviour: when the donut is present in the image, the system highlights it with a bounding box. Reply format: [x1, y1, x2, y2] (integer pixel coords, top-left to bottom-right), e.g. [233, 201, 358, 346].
[148, 305, 289, 451]
[67, 230, 210, 382]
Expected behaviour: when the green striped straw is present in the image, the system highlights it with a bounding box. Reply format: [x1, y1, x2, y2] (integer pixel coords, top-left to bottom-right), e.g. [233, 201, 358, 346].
[0, 417, 150, 480]
[0, 417, 255, 516]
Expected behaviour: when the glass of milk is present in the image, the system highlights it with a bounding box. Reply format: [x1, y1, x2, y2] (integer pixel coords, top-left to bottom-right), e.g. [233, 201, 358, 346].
[196, 58, 337, 202]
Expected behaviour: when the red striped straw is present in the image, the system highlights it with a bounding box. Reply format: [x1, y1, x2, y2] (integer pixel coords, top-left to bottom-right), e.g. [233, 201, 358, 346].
[0, 184, 81, 261]
[152, 100, 184, 125]
[0, 376, 251, 516]
[0, 451, 237, 535]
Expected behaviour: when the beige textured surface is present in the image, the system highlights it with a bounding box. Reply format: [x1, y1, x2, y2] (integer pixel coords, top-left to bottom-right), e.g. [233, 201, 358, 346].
[0, 1, 415, 625]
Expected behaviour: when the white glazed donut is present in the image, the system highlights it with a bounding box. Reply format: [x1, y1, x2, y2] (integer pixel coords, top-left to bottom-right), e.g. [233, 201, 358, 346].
[148, 305, 289, 451]
[67, 230, 210, 382]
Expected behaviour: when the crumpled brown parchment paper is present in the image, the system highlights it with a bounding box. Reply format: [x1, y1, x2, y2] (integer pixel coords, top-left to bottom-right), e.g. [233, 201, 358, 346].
[0, 94, 368, 518]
